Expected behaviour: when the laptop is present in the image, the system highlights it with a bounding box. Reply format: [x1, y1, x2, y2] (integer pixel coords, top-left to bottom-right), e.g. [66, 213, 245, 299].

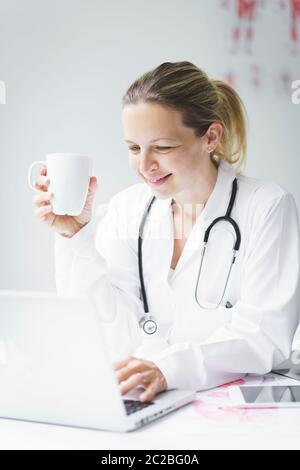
[272, 351, 300, 382]
[0, 290, 196, 432]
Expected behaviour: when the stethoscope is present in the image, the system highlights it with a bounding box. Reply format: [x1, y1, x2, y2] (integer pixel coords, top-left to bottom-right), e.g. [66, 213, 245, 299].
[138, 178, 241, 335]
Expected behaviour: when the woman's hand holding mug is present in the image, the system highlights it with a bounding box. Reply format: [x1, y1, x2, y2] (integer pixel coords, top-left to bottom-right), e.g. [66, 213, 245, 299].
[29, 154, 98, 238]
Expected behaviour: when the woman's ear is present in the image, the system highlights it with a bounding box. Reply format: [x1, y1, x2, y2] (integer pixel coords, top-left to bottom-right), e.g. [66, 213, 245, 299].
[206, 122, 223, 152]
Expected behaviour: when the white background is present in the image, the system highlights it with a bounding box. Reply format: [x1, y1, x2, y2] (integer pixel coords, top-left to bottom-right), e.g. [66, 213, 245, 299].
[0, 0, 299, 291]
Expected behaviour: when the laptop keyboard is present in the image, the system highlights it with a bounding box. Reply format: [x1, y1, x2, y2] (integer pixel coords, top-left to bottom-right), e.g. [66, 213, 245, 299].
[123, 399, 155, 415]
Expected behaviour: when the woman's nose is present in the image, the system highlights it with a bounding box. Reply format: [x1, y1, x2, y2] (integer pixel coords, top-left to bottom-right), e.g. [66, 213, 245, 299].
[139, 151, 158, 174]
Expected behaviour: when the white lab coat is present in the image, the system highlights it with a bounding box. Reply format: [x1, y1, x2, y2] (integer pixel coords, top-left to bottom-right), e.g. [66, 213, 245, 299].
[54, 160, 300, 391]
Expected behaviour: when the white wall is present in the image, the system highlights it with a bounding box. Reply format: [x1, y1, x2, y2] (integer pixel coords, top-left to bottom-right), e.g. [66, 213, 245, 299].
[0, 0, 299, 291]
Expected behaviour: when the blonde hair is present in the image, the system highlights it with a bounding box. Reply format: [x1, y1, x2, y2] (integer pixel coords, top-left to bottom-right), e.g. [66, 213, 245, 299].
[122, 61, 248, 174]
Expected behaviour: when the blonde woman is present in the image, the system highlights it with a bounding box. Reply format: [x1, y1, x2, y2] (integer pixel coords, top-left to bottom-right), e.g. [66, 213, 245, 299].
[33, 61, 300, 403]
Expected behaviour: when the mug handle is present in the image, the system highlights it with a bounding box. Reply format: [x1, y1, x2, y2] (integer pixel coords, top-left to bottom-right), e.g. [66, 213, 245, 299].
[28, 160, 47, 192]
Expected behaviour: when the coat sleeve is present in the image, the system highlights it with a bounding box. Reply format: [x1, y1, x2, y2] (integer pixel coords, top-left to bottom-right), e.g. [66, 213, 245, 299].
[54, 194, 170, 363]
[150, 191, 300, 391]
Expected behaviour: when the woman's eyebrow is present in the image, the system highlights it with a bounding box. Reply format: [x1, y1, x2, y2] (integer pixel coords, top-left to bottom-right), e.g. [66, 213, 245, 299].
[124, 138, 178, 143]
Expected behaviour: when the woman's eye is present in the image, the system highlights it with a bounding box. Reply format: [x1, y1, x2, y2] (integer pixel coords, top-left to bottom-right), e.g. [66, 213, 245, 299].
[128, 146, 173, 152]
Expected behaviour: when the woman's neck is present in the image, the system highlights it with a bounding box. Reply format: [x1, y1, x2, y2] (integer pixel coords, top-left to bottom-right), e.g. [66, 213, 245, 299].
[171, 156, 219, 220]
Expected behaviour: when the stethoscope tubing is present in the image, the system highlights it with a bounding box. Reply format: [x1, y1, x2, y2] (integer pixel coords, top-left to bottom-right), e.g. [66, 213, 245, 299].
[138, 178, 240, 333]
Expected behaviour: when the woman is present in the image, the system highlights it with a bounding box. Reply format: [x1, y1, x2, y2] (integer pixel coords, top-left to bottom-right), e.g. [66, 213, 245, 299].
[32, 61, 300, 403]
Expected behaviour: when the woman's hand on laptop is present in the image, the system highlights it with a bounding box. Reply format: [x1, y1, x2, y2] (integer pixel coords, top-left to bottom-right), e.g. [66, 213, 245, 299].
[32, 165, 98, 238]
[113, 356, 167, 403]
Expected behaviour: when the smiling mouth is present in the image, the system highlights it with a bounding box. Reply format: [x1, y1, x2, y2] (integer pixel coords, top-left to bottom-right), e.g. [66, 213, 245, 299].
[147, 173, 172, 185]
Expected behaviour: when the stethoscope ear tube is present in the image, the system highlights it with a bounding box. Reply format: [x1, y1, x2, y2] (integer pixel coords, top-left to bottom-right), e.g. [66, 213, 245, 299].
[203, 178, 241, 251]
[196, 178, 241, 309]
[204, 216, 241, 251]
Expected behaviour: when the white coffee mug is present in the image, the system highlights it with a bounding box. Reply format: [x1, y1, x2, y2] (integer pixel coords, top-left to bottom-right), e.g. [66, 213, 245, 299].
[28, 153, 93, 216]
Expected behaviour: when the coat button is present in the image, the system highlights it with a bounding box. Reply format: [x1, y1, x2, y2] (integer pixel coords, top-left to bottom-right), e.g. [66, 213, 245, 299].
[225, 301, 233, 309]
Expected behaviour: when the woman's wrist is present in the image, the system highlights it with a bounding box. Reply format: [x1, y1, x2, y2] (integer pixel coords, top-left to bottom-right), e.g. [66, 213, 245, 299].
[59, 219, 90, 238]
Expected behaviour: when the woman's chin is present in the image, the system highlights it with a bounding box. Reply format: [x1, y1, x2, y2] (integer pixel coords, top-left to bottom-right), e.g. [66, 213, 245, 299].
[152, 192, 173, 200]
[150, 184, 174, 199]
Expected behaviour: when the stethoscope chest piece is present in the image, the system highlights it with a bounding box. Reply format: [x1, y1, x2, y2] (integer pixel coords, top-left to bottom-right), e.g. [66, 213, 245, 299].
[141, 318, 158, 335]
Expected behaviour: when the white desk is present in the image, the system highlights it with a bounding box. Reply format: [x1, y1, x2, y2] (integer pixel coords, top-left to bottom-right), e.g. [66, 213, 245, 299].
[1, 373, 300, 450]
